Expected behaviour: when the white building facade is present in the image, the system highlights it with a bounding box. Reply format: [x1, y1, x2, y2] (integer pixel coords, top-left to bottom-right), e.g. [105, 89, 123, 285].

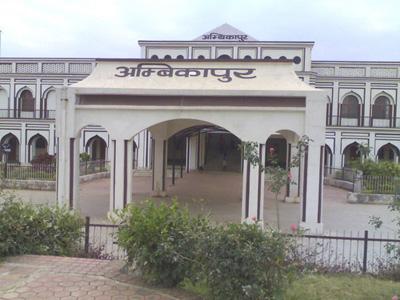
[0, 23, 399, 170]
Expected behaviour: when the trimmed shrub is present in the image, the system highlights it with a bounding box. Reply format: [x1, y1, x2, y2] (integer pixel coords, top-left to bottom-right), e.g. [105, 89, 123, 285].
[114, 200, 296, 299]
[114, 200, 210, 287]
[0, 195, 83, 257]
[201, 223, 295, 300]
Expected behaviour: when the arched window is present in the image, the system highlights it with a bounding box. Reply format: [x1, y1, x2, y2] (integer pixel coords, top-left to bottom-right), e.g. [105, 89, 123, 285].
[176, 55, 184, 60]
[85, 135, 107, 161]
[343, 142, 361, 166]
[19, 89, 35, 118]
[377, 144, 399, 162]
[150, 55, 158, 59]
[263, 56, 272, 60]
[1, 133, 19, 162]
[164, 55, 172, 60]
[341, 95, 360, 118]
[372, 96, 391, 119]
[43, 89, 56, 119]
[197, 55, 205, 60]
[217, 54, 231, 60]
[0, 88, 8, 118]
[279, 56, 287, 60]
[243, 55, 252, 60]
[28, 134, 48, 161]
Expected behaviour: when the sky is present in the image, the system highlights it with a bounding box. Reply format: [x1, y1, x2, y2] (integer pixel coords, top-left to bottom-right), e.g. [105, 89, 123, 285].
[0, 0, 399, 61]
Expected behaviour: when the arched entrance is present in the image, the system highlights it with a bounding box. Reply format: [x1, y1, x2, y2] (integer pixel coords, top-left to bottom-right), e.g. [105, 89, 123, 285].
[1, 133, 19, 162]
[57, 58, 326, 231]
[85, 135, 107, 161]
[377, 143, 399, 162]
[343, 142, 360, 167]
[18, 89, 35, 118]
[28, 134, 48, 162]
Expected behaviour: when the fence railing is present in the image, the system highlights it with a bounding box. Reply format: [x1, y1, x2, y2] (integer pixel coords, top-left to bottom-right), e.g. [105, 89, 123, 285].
[0, 160, 109, 180]
[362, 175, 400, 194]
[81, 217, 400, 274]
[0, 109, 55, 119]
[2, 163, 56, 180]
[327, 115, 400, 128]
[324, 166, 357, 183]
[295, 231, 400, 273]
[80, 160, 110, 176]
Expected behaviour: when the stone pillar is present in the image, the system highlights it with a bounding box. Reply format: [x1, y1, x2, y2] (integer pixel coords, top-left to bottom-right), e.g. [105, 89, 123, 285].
[242, 143, 265, 223]
[109, 138, 132, 210]
[300, 144, 324, 233]
[285, 143, 300, 203]
[152, 137, 167, 196]
[188, 135, 197, 171]
[20, 123, 26, 163]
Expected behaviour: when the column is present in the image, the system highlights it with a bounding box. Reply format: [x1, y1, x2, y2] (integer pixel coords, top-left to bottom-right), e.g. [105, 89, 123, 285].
[241, 143, 265, 223]
[20, 123, 26, 163]
[300, 144, 324, 233]
[188, 135, 197, 171]
[152, 137, 167, 196]
[285, 143, 300, 203]
[109, 138, 132, 210]
[49, 123, 55, 155]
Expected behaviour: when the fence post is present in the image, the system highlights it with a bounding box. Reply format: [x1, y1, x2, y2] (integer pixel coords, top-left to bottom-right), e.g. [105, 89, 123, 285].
[172, 161, 175, 185]
[353, 170, 363, 193]
[180, 161, 183, 178]
[362, 230, 368, 273]
[84, 216, 90, 255]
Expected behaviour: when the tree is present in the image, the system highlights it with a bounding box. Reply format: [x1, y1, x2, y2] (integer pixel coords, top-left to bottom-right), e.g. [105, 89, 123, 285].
[241, 135, 311, 229]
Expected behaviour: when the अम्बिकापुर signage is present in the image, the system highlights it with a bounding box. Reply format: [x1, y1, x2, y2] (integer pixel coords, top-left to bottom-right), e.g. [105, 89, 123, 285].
[114, 63, 256, 83]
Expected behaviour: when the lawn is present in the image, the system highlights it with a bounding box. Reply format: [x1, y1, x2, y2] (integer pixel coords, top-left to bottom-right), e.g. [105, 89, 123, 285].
[284, 274, 400, 300]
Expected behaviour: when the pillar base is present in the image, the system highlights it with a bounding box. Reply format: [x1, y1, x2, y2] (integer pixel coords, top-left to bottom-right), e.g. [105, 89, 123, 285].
[299, 222, 323, 234]
[285, 196, 300, 203]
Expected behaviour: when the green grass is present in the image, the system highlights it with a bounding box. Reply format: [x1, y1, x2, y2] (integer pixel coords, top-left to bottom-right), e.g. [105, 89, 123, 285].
[181, 274, 400, 300]
[284, 274, 400, 300]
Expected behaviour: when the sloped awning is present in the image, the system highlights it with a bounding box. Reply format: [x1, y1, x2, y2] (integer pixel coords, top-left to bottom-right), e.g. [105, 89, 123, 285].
[72, 59, 318, 97]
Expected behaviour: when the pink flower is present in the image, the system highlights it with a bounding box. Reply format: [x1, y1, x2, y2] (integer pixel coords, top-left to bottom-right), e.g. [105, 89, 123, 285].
[251, 216, 257, 222]
[392, 295, 398, 300]
[290, 224, 297, 233]
[269, 147, 275, 154]
[287, 171, 292, 181]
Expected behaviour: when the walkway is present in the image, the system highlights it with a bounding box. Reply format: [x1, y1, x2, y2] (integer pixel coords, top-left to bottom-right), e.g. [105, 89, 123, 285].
[6, 171, 398, 233]
[0, 255, 195, 300]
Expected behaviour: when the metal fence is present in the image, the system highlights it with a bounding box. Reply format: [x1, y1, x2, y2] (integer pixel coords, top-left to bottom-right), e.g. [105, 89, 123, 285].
[3, 163, 56, 180]
[0, 160, 110, 181]
[295, 231, 400, 273]
[362, 175, 400, 194]
[80, 160, 110, 176]
[324, 166, 357, 183]
[81, 217, 400, 274]
[82, 217, 125, 260]
[0, 109, 56, 119]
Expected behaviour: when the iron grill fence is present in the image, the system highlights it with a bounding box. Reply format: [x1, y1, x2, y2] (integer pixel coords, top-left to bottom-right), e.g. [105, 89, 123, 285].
[0, 160, 109, 180]
[0, 109, 55, 119]
[80, 160, 110, 176]
[81, 217, 400, 274]
[324, 166, 357, 183]
[328, 116, 400, 128]
[362, 175, 400, 194]
[2, 163, 56, 180]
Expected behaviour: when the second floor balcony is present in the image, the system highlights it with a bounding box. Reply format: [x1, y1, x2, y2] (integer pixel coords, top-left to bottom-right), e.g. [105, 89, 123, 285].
[327, 115, 400, 128]
[0, 109, 56, 120]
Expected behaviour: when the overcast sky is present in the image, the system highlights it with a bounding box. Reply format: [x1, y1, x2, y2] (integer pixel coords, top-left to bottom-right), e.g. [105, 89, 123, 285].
[0, 0, 399, 61]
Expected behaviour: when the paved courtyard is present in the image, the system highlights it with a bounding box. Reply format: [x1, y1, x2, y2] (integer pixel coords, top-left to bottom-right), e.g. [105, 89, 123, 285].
[7, 171, 399, 233]
[0, 255, 195, 300]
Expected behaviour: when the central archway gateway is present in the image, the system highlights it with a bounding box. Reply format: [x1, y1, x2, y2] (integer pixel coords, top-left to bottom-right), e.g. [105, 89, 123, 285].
[56, 59, 326, 232]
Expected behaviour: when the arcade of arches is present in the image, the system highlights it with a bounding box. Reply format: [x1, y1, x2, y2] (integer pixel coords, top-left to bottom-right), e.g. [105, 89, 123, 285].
[56, 59, 326, 232]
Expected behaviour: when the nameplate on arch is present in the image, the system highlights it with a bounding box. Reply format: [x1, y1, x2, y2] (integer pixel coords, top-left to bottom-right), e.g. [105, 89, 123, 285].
[114, 63, 256, 83]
